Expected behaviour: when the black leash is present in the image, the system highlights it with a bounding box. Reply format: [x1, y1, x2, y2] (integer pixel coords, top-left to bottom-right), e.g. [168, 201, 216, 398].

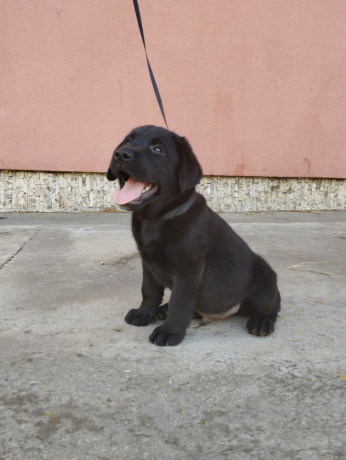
[133, 0, 168, 128]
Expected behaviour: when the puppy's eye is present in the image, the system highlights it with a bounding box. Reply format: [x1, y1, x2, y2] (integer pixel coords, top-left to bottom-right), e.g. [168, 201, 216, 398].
[125, 137, 133, 144]
[151, 144, 165, 154]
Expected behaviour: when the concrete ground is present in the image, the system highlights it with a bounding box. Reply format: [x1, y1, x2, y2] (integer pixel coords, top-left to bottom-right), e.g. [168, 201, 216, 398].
[0, 211, 345, 460]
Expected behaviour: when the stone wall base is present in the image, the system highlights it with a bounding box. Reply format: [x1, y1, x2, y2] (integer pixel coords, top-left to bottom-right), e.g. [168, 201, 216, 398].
[0, 170, 345, 212]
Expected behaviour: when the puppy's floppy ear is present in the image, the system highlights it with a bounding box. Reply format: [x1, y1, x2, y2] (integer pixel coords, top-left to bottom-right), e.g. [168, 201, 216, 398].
[174, 135, 203, 192]
[106, 167, 117, 181]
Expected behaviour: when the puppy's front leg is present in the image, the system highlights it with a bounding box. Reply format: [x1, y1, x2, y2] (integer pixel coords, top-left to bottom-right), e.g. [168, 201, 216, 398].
[149, 269, 203, 346]
[125, 264, 164, 326]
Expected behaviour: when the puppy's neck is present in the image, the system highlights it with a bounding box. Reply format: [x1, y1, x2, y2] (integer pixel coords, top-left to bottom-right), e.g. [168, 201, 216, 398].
[136, 190, 197, 220]
[159, 192, 196, 220]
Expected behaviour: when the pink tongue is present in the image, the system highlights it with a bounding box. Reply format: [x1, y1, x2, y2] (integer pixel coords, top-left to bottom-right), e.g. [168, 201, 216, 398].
[114, 177, 148, 205]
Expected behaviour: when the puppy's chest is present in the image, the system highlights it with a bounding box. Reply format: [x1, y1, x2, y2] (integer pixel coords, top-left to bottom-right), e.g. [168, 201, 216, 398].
[134, 221, 168, 262]
[134, 221, 173, 286]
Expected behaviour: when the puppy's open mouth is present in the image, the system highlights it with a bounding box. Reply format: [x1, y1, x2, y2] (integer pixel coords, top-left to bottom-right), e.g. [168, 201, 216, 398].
[114, 172, 158, 205]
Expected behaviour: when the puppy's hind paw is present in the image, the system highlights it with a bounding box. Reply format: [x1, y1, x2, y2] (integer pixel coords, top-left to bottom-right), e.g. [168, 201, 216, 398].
[154, 303, 168, 320]
[246, 314, 276, 336]
[125, 308, 155, 326]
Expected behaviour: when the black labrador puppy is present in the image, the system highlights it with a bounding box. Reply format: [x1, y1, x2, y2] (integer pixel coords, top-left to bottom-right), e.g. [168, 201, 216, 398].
[107, 125, 281, 346]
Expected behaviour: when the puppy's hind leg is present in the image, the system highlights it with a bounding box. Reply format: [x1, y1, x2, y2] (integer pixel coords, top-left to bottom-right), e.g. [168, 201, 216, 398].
[243, 295, 280, 336]
[242, 257, 281, 336]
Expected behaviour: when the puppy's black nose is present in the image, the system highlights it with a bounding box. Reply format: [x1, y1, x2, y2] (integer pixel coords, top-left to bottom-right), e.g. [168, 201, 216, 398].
[114, 150, 134, 161]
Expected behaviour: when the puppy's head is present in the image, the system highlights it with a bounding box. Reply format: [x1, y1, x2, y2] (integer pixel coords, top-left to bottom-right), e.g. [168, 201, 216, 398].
[107, 125, 202, 213]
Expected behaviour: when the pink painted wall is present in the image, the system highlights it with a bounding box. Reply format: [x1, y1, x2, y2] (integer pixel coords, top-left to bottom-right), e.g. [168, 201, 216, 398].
[1, 0, 345, 178]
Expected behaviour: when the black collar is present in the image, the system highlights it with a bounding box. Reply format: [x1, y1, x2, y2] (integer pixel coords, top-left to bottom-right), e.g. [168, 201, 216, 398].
[159, 193, 196, 220]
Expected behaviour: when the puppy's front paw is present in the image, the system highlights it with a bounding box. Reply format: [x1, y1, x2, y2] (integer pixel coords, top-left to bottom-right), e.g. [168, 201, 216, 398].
[246, 314, 276, 336]
[125, 308, 155, 326]
[149, 324, 185, 346]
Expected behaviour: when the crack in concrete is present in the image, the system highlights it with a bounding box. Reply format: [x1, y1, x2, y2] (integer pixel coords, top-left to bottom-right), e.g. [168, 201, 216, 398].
[0, 230, 40, 270]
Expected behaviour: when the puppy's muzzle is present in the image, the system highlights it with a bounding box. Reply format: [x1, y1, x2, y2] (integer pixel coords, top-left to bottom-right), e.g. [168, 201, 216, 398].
[107, 149, 135, 181]
[113, 149, 134, 162]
